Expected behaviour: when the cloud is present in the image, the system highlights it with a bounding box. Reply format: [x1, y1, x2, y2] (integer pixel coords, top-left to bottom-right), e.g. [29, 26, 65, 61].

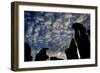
[75, 14, 87, 23]
[64, 19, 71, 29]
[45, 32, 51, 40]
[36, 16, 44, 21]
[27, 25, 33, 35]
[63, 14, 72, 20]
[45, 12, 54, 17]
[56, 18, 63, 23]
[34, 26, 40, 32]
[44, 20, 52, 26]
[25, 11, 90, 60]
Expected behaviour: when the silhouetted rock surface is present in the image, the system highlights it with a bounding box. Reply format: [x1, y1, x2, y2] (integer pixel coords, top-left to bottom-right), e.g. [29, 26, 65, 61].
[50, 57, 63, 60]
[65, 38, 78, 59]
[87, 30, 90, 37]
[72, 23, 90, 59]
[24, 43, 32, 61]
[35, 48, 49, 61]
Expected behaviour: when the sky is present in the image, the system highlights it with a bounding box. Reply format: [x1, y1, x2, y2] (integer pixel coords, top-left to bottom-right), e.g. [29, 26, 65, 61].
[24, 11, 90, 60]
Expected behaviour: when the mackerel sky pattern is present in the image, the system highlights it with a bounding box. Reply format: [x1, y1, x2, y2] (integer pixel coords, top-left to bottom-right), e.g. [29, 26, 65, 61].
[24, 11, 90, 60]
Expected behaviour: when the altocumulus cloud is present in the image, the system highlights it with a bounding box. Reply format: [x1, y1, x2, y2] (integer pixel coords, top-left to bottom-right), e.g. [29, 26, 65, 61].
[24, 11, 90, 60]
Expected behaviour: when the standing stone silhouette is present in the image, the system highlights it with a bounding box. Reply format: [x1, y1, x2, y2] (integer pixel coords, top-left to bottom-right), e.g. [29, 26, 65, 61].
[65, 38, 78, 59]
[87, 30, 90, 37]
[35, 48, 49, 61]
[24, 43, 32, 61]
[72, 23, 90, 59]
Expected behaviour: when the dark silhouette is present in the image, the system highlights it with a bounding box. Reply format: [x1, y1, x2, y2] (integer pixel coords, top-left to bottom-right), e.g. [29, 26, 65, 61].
[65, 38, 78, 59]
[35, 48, 49, 61]
[72, 23, 90, 59]
[50, 57, 63, 60]
[24, 43, 32, 61]
[87, 30, 90, 37]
